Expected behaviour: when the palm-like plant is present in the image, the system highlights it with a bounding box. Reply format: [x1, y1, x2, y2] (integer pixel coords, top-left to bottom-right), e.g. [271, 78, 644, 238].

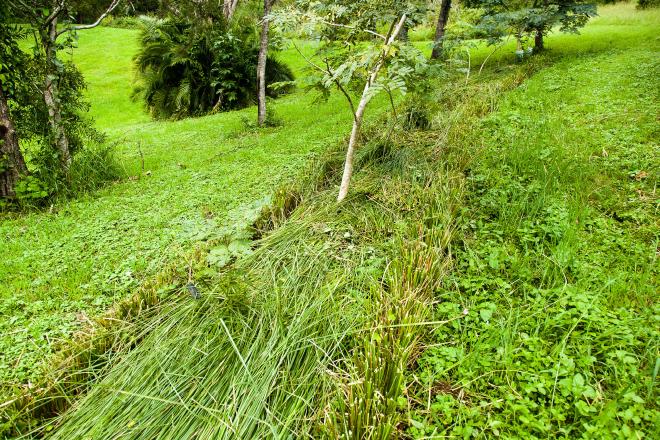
[133, 16, 294, 120]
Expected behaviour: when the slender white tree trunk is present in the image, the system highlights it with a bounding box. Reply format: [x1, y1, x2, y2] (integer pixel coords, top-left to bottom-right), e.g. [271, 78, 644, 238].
[257, 0, 273, 127]
[337, 14, 407, 202]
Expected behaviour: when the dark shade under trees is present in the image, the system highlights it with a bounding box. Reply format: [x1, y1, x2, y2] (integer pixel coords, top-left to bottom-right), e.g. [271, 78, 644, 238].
[0, 4, 28, 199]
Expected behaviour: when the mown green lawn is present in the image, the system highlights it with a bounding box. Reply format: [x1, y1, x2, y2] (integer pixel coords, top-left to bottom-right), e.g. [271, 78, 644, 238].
[0, 31, 364, 388]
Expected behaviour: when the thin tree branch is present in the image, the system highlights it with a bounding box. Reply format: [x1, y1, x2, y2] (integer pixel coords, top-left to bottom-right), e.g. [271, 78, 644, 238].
[291, 41, 357, 121]
[291, 40, 325, 73]
[382, 17, 398, 46]
[8, 0, 40, 20]
[324, 59, 356, 121]
[478, 37, 508, 75]
[317, 19, 386, 40]
[385, 86, 397, 122]
[56, 0, 121, 37]
[44, 1, 66, 26]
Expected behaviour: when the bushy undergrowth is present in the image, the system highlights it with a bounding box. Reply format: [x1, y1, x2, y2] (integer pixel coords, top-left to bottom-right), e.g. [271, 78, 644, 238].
[4, 57, 123, 209]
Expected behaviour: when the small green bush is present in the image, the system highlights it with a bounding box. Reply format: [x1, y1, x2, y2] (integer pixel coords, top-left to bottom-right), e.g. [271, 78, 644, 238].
[240, 109, 284, 129]
[12, 141, 123, 208]
[67, 141, 124, 195]
[102, 15, 142, 29]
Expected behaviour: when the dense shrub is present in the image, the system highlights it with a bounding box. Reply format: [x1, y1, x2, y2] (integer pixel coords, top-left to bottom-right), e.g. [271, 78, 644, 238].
[133, 17, 294, 120]
[102, 15, 143, 29]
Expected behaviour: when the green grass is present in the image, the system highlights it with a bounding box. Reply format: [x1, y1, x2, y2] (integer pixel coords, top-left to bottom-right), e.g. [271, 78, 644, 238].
[406, 6, 660, 439]
[2, 3, 658, 438]
[0, 31, 369, 392]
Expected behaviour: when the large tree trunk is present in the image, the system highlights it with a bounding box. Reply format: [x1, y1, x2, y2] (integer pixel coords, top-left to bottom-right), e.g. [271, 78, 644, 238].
[42, 16, 72, 171]
[337, 15, 407, 202]
[257, 0, 274, 127]
[534, 27, 544, 52]
[0, 81, 27, 199]
[431, 0, 451, 60]
[223, 0, 240, 21]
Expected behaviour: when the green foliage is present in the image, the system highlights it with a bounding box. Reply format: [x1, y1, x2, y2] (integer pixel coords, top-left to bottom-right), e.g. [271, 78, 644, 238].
[240, 108, 283, 129]
[2, 4, 658, 438]
[1, 1, 122, 206]
[0, 8, 29, 97]
[133, 15, 294, 119]
[8, 59, 111, 205]
[407, 30, 658, 439]
[465, 0, 597, 45]
[13, 175, 49, 201]
[272, 0, 437, 141]
[101, 14, 143, 28]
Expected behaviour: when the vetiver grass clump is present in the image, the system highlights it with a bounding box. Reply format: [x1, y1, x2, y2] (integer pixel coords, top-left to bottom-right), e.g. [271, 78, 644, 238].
[39, 138, 406, 438]
[0, 33, 368, 398]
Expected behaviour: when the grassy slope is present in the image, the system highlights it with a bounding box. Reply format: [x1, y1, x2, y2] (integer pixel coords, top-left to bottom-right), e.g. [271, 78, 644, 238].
[0, 29, 363, 388]
[408, 5, 660, 439]
[34, 3, 658, 439]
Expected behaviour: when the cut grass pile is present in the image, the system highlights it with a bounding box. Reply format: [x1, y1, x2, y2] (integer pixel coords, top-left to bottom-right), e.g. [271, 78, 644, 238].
[24, 73, 502, 439]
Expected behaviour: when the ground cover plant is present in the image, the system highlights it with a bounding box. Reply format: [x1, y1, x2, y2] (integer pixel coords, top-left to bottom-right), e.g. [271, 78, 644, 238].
[405, 5, 659, 438]
[1, 1, 658, 438]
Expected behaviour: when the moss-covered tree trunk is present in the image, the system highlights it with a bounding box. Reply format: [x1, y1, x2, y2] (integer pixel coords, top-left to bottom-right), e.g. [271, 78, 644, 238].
[0, 81, 27, 199]
[431, 0, 451, 59]
[223, 0, 240, 21]
[41, 15, 72, 171]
